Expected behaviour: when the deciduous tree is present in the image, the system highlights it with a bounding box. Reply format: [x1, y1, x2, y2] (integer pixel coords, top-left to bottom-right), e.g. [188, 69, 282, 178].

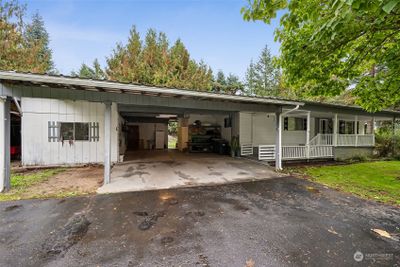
[242, 0, 400, 111]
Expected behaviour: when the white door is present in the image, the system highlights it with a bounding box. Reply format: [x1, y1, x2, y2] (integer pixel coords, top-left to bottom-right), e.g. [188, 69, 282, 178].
[155, 130, 165, 149]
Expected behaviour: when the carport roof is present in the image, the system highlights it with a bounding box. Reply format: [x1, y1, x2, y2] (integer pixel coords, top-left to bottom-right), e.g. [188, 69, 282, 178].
[0, 71, 302, 106]
[1, 71, 399, 117]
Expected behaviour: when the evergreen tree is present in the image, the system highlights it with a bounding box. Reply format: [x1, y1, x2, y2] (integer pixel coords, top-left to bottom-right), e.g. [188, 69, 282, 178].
[24, 12, 54, 71]
[212, 71, 243, 94]
[106, 26, 213, 91]
[244, 60, 257, 96]
[244, 45, 281, 97]
[0, 1, 54, 73]
[225, 73, 243, 95]
[72, 59, 106, 80]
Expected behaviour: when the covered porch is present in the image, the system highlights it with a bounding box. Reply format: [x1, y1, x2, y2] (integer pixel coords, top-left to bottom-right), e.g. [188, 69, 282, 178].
[240, 109, 390, 164]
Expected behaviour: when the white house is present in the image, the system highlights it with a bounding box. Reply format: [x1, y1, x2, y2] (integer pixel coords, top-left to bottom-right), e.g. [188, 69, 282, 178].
[0, 71, 398, 191]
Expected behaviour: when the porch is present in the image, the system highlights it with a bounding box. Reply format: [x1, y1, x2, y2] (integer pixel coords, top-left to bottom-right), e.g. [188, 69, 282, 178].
[239, 110, 377, 162]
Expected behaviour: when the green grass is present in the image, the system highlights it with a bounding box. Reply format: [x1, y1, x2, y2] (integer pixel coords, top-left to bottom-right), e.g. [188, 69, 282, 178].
[168, 135, 177, 149]
[292, 161, 400, 205]
[0, 168, 65, 201]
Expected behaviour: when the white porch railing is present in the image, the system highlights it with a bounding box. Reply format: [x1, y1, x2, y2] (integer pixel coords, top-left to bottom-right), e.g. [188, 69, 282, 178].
[311, 133, 374, 147]
[282, 146, 307, 159]
[337, 134, 374, 146]
[309, 134, 334, 146]
[256, 144, 334, 161]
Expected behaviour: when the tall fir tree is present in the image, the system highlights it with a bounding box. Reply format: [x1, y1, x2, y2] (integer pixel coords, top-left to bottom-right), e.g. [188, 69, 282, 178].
[244, 45, 281, 97]
[24, 12, 54, 72]
[106, 26, 213, 91]
[212, 70, 243, 94]
[71, 59, 106, 80]
[0, 1, 54, 73]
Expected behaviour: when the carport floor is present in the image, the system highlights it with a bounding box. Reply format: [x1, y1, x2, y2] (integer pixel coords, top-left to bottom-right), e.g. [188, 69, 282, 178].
[98, 151, 280, 193]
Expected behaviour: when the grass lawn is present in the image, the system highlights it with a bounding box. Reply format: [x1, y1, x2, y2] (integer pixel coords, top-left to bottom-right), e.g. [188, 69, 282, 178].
[291, 161, 400, 205]
[0, 168, 65, 201]
[168, 135, 177, 149]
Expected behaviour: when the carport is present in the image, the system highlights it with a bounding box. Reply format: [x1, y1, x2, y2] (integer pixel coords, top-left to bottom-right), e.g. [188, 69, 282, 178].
[0, 71, 302, 192]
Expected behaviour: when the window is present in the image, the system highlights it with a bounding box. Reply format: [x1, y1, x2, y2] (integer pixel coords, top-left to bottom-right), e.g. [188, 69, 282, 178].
[59, 122, 89, 141]
[339, 120, 356, 134]
[60, 122, 74, 140]
[284, 117, 307, 131]
[75, 123, 89, 140]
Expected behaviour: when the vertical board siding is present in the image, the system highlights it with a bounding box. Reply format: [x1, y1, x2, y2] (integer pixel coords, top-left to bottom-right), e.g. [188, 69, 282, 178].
[21, 97, 119, 166]
[239, 112, 316, 147]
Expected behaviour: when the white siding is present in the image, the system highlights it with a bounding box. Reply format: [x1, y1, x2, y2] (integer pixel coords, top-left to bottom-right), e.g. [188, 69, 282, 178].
[21, 97, 119, 166]
[239, 112, 315, 146]
[239, 112, 253, 144]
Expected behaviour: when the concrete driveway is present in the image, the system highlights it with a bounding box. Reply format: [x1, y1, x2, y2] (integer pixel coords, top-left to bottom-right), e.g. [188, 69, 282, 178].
[98, 152, 279, 193]
[1, 177, 399, 266]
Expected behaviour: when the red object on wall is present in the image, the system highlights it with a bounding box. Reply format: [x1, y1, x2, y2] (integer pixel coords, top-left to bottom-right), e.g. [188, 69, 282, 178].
[10, 145, 21, 158]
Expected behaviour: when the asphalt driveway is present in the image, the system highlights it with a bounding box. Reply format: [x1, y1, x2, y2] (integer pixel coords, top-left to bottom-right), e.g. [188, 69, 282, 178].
[0, 177, 399, 267]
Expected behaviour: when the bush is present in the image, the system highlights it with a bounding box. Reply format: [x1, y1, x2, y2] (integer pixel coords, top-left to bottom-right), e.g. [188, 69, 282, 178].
[375, 122, 400, 158]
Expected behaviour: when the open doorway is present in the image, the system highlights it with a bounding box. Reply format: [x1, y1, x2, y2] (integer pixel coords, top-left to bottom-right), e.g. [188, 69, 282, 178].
[10, 101, 21, 163]
[168, 120, 178, 149]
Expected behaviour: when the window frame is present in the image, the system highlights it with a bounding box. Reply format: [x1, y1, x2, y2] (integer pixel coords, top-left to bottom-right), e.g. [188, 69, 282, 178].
[284, 117, 307, 131]
[59, 122, 90, 142]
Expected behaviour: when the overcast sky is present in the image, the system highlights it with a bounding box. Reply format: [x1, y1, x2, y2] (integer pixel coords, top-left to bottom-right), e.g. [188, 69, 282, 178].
[25, 0, 281, 79]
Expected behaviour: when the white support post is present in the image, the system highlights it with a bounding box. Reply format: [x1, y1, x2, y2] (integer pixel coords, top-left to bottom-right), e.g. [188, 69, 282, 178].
[306, 111, 311, 159]
[275, 110, 282, 170]
[104, 102, 112, 184]
[0, 97, 11, 192]
[354, 115, 358, 147]
[372, 117, 376, 145]
[333, 113, 338, 147]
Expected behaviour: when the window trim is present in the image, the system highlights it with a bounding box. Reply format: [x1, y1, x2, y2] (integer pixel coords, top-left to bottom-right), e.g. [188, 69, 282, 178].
[284, 117, 307, 131]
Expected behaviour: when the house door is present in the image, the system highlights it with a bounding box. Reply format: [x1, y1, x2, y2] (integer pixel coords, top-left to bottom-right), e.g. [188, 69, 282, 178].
[127, 125, 139, 151]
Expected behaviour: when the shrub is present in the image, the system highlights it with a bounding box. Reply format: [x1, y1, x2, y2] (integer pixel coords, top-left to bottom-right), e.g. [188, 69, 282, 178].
[374, 122, 400, 158]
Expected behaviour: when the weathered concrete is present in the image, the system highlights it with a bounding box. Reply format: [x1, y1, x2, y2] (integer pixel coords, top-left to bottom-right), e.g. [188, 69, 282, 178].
[98, 151, 279, 193]
[0, 177, 399, 266]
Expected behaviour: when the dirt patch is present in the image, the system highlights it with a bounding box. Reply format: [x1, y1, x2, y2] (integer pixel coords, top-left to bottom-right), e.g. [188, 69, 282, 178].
[43, 214, 91, 256]
[21, 166, 102, 198]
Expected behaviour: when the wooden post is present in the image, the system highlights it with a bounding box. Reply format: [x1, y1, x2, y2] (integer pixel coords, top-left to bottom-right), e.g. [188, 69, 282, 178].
[354, 115, 358, 146]
[0, 97, 10, 192]
[372, 117, 375, 146]
[275, 109, 282, 170]
[333, 113, 338, 147]
[104, 102, 112, 184]
[306, 111, 311, 159]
